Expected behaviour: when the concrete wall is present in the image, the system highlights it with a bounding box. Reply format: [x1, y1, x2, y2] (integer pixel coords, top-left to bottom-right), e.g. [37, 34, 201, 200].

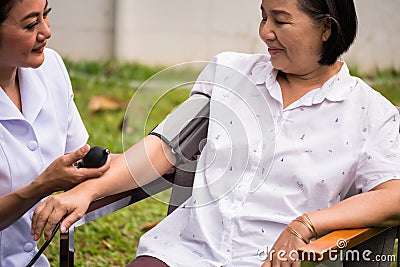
[48, 0, 400, 74]
[48, 0, 115, 60]
[347, 0, 400, 72]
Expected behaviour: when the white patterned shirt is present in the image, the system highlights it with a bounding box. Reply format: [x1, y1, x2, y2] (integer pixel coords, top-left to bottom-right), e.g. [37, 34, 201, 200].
[137, 52, 400, 267]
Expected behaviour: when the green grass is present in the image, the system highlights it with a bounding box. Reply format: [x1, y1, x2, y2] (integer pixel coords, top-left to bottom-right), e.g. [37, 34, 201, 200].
[42, 59, 197, 266]
[42, 60, 400, 266]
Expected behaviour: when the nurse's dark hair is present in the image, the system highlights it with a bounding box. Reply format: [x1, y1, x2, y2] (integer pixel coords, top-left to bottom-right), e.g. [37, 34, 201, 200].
[296, 0, 358, 65]
[0, 0, 49, 25]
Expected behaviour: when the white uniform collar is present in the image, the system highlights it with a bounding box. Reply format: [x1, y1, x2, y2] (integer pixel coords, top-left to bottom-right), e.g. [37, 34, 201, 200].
[0, 67, 47, 123]
[0, 86, 22, 120]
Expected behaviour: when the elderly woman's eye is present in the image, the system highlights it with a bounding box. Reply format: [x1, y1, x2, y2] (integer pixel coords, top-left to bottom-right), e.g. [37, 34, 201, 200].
[25, 21, 39, 30]
[43, 7, 52, 18]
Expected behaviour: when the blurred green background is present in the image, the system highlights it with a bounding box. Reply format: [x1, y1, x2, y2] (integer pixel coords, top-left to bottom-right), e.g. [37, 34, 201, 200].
[41, 59, 399, 266]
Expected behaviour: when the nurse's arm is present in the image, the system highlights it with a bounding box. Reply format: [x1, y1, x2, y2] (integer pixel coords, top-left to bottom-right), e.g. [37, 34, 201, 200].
[32, 135, 176, 240]
[0, 145, 109, 231]
[0, 184, 46, 230]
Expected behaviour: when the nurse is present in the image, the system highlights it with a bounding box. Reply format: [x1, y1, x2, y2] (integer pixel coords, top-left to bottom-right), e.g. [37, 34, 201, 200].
[0, 0, 109, 266]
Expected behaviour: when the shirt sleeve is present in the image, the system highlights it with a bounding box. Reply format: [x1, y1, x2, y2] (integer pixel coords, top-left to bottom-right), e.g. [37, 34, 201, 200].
[190, 55, 218, 97]
[355, 103, 400, 192]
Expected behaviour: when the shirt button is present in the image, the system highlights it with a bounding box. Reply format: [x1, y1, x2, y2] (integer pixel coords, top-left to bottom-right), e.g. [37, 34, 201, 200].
[24, 242, 34, 252]
[27, 140, 38, 151]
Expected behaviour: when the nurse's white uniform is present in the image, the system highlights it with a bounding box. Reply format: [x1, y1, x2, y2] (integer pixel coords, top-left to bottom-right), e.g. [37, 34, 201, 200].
[0, 48, 88, 267]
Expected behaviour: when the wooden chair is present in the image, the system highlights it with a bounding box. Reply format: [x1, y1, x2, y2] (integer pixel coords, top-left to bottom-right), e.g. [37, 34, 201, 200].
[59, 102, 399, 267]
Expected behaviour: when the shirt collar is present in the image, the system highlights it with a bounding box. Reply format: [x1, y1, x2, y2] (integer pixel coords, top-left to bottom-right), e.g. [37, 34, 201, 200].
[324, 61, 357, 102]
[249, 59, 357, 108]
[294, 62, 357, 108]
[248, 56, 276, 86]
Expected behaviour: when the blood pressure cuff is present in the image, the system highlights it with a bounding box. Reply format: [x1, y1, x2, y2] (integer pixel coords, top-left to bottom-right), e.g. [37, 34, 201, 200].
[149, 93, 210, 164]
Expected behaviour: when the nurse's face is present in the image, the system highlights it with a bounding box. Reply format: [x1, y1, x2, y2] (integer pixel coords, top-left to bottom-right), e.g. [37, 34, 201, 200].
[0, 0, 52, 70]
[259, 0, 331, 75]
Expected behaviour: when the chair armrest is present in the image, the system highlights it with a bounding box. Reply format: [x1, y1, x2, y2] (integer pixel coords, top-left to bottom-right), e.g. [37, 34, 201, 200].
[85, 172, 175, 214]
[297, 227, 389, 262]
[71, 173, 175, 228]
[86, 188, 141, 213]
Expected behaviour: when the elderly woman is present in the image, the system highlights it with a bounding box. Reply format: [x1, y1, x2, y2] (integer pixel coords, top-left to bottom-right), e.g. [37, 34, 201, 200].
[32, 0, 400, 266]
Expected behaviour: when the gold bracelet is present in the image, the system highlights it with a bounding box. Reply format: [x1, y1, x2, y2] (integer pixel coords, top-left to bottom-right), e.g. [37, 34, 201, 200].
[302, 214, 319, 238]
[286, 226, 309, 244]
[294, 215, 318, 239]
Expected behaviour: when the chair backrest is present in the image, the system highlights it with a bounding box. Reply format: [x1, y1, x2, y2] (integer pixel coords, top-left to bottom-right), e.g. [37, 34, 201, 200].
[167, 166, 196, 214]
[343, 226, 398, 267]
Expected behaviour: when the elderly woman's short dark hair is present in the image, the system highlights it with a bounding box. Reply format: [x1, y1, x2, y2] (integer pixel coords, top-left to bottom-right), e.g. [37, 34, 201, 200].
[297, 0, 358, 65]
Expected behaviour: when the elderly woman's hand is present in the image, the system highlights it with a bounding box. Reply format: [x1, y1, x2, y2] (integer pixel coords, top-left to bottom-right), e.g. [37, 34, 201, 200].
[262, 220, 314, 267]
[31, 187, 93, 241]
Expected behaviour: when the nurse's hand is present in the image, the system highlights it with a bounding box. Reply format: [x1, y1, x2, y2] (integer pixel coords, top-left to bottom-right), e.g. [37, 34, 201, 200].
[0, 144, 110, 231]
[34, 144, 110, 193]
[30, 145, 111, 240]
[31, 187, 92, 241]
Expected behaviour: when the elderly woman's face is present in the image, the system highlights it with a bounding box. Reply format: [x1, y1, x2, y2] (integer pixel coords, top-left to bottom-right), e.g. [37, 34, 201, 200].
[259, 0, 331, 75]
[0, 0, 51, 70]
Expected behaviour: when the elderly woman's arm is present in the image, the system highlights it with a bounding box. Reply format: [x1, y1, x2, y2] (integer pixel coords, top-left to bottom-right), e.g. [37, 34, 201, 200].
[262, 179, 400, 267]
[309, 179, 400, 235]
